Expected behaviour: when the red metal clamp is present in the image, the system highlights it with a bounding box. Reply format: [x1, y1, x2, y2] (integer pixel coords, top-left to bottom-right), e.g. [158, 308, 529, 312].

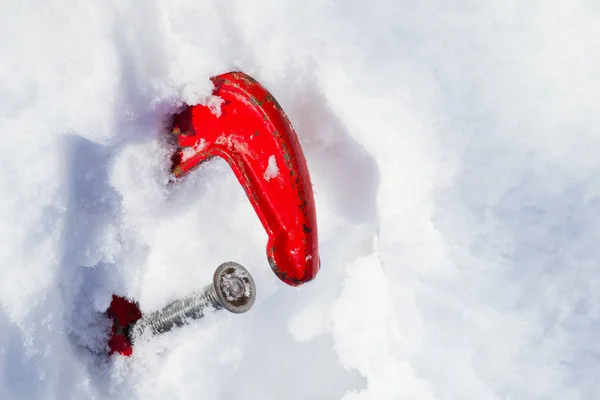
[106, 71, 320, 356]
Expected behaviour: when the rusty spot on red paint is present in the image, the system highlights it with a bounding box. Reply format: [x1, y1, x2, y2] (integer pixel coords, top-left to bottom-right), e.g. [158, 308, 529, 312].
[172, 166, 183, 177]
[249, 95, 264, 107]
[265, 93, 283, 112]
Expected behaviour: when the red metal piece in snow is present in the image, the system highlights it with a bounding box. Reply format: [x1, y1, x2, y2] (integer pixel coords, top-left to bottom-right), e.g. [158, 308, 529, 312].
[170, 71, 320, 286]
[107, 295, 141, 356]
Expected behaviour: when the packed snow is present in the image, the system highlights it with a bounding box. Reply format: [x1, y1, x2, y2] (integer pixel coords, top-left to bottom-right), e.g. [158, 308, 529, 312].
[1, 0, 600, 399]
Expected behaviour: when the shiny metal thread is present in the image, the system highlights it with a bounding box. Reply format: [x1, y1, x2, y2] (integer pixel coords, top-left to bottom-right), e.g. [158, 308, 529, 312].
[129, 284, 220, 342]
[127, 262, 256, 344]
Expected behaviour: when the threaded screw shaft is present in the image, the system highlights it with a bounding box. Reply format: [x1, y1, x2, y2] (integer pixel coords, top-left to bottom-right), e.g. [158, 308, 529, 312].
[128, 262, 256, 343]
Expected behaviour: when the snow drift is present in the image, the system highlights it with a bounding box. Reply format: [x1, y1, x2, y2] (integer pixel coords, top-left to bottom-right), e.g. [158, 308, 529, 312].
[1, 0, 599, 399]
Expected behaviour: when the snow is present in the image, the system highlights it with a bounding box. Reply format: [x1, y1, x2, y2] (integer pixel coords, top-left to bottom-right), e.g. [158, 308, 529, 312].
[206, 95, 224, 118]
[263, 155, 279, 182]
[1, 0, 600, 399]
[181, 138, 206, 161]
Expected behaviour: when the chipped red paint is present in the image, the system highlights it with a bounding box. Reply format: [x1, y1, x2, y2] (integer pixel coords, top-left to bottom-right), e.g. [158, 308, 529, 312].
[170, 71, 320, 285]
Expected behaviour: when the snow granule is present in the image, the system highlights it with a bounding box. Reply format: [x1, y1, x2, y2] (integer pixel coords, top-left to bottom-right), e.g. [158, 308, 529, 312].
[263, 155, 279, 182]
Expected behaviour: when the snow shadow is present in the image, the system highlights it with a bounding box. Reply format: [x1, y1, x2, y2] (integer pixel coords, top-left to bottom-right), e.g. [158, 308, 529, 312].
[0, 311, 47, 399]
[57, 131, 164, 397]
[289, 81, 380, 227]
[58, 135, 124, 357]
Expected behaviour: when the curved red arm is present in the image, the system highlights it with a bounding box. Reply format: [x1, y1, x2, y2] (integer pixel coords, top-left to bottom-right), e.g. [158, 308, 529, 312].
[170, 72, 319, 285]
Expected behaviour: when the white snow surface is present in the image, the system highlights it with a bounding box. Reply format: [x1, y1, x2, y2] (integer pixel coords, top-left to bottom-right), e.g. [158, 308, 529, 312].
[1, 1, 600, 399]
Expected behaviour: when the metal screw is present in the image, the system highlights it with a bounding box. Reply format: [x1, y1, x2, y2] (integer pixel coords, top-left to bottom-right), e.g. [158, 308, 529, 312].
[127, 262, 256, 343]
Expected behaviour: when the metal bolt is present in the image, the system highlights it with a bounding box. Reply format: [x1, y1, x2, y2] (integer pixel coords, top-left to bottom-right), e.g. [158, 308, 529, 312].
[127, 262, 256, 343]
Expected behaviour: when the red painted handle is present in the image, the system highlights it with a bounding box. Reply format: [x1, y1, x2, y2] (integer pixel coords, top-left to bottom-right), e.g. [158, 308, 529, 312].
[170, 72, 319, 285]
